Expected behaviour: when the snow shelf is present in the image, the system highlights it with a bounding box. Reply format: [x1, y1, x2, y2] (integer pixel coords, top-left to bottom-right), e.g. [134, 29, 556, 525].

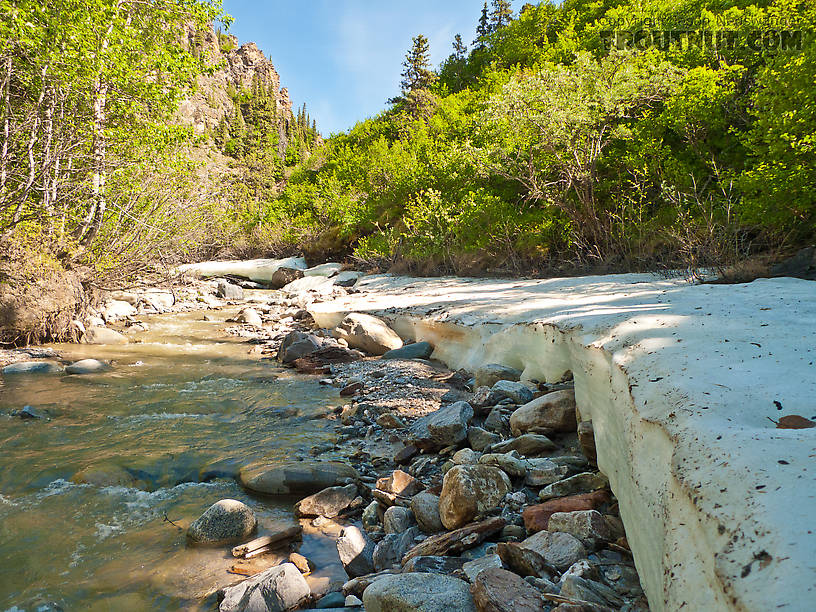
[174, 257, 307, 283]
[308, 273, 816, 611]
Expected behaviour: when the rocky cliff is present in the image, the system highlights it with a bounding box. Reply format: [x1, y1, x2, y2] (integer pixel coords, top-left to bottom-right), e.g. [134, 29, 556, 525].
[177, 27, 293, 135]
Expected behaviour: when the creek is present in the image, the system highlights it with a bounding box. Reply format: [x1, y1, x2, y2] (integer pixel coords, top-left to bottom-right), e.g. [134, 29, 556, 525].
[0, 308, 342, 611]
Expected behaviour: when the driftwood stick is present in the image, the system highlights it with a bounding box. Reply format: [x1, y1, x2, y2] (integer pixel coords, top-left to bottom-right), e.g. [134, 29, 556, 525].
[231, 525, 302, 558]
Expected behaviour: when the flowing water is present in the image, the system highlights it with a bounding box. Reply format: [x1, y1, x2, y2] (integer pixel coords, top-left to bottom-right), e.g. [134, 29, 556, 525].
[0, 309, 343, 611]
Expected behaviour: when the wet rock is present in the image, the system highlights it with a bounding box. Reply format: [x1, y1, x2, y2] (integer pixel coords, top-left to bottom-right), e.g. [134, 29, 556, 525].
[316, 591, 346, 608]
[577, 420, 597, 464]
[277, 331, 321, 364]
[187, 499, 257, 546]
[3, 361, 63, 375]
[239, 461, 357, 496]
[548, 510, 612, 550]
[383, 506, 416, 534]
[523, 491, 611, 533]
[216, 280, 244, 300]
[510, 390, 577, 435]
[503, 530, 587, 573]
[403, 555, 467, 575]
[337, 526, 376, 577]
[362, 572, 477, 612]
[12, 405, 47, 419]
[491, 380, 533, 404]
[295, 483, 359, 518]
[373, 526, 419, 571]
[539, 472, 608, 501]
[475, 364, 522, 389]
[85, 326, 129, 345]
[478, 452, 529, 479]
[471, 568, 548, 612]
[288, 552, 314, 574]
[462, 554, 504, 583]
[381, 342, 434, 360]
[237, 307, 263, 327]
[560, 576, 625, 609]
[71, 463, 146, 488]
[489, 434, 556, 456]
[439, 465, 511, 530]
[64, 359, 110, 375]
[468, 427, 500, 451]
[333, 313, 403, 356]
[411, 492, 444, 534]
[219, 562, 310, 612]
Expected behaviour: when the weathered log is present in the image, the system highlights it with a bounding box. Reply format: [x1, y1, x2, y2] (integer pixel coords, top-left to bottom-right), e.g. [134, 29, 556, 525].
[401, 516, 505, 564]
[231, 524, 302, 558]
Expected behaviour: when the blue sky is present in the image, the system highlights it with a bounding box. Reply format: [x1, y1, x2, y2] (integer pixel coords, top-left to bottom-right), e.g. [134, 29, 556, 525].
[222, 1, 521, 136]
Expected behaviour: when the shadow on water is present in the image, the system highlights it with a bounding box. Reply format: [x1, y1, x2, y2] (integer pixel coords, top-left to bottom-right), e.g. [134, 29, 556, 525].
[0, 309, 342, 610]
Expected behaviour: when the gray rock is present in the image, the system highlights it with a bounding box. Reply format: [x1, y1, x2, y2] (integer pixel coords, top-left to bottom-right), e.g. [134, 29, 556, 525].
[483, 407, 507, 433]
[376, 413, 406, 429]
[462, 553, 504, 582]
[468, 427, 500, 451]
[489, 434, 556, 456]
[376, 469, 424, 499]
[383, 506, 416, 534]
[410, 401, 473, 450]
[334, 271, 363, 287]
[547, 510, 613, 549]
[525, 464, 571, 487]
[237, 308, 263, 327]
[452, 448, 480, 465]
[239, 461, 358, 496]
[333, 313, 402, 356]
[439, 465, 511, 530]
[65, 359, 110, 375]
[373, 526, 419, 570]
[362, 500, 382, 532]
[268, 266, 304, 289]
[362, 572, 477, 612]
[475, 364, 522, 388]
[315, 591, 346, 608]
[187, 499, 257, 546]
[101, 299, 137, 320]
[216, 280, 244, 300]
[539, 472, 609, 501]
[337, 526, 375, 577]
[295, 483, 358, 518]
[559, 576, 625, 608]
[491, 380, 534, 404]
[85, 326, 129, 345]
[410, 492, 444, 534]
[510, 390, 577, 435]
[478, 452, 530, 479]
[219, 562, 310, 612]
[3, 361, 63, 375]
[277, 331, 322, 364]
[403, 555, 467, 575]
[517, 530, 587, 572]
[304, 262, 344, 277]
[13, 405, 47, 419]
[381, 342, 434, 361]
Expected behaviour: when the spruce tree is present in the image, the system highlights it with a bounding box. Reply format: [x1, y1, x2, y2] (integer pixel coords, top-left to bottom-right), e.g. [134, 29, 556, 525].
[452, 34, 467, 61]
[491, 0, 514, 30]
[474, 2, 492, 49]
[400, 34, 436, 94]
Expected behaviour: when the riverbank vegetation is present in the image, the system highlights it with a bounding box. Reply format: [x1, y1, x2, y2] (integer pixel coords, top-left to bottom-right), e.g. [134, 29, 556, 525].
[271, 0, 816, 275]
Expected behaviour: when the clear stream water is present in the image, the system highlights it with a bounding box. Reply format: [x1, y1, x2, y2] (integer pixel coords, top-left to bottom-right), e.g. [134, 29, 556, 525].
[0, 309, 342, 611]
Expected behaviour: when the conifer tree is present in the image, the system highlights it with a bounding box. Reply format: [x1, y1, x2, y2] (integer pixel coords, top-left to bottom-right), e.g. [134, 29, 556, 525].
[474, 2, 491, 49]
[452, 34, 467, 61]
[491, 0, 513, 30]
[400, 34, 436, 94]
